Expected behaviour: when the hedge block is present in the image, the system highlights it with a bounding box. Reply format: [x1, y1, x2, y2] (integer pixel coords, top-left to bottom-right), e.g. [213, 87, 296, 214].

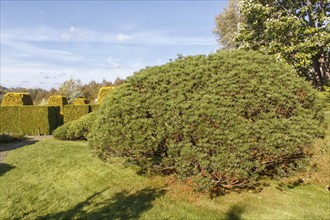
[0, 107, 20, 133]
[48, 95, 68, 114]
[63, 105, 90, 123]
[1, 93, 33, 106]
[89, 104, 100, 112]
[98, 86, 114, 104]
[0, 106, 61, 135]
[73, 98, 89, 105]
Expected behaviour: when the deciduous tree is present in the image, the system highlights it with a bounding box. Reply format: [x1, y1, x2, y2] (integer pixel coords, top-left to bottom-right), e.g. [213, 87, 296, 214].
[236, 0, 330, 87]
[58, 79, 83, 103]
[214, 0, 241, 49]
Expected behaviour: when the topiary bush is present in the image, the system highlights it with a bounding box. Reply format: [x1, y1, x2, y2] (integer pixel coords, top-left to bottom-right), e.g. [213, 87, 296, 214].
[73, 98, 89, 105]
[53, 112, 99, 140]
[48, 95, 68, 114]
[1, 93, 33, 106]
[63, 105, 90, 123]
[88, 50, 324, 194]
[97, 86, 114, 104]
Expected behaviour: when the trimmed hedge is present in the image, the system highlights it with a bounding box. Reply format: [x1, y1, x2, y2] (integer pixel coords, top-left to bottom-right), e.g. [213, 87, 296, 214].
[73, 98, 89, 105]
[48, 95, 68, 114]
[1, 93, 33, 106]
[98, 86, 114, 104]
[63, 105, 90, 123]
[0, 107, 20, 133]
[0, 106, 61, 135]
[89, 104, 100, 112]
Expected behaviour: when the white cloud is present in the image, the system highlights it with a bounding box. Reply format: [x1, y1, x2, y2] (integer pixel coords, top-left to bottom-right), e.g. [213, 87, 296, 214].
[1, 26, 216, 46]
[116, 34, 131, 42]
[61, 33, 71, 41]
[107, 57, 121, 68]
[70, 26, 77, 32]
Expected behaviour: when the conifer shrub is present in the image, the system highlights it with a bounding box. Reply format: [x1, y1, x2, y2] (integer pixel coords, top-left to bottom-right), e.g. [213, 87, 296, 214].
[98, 86, 114, 104]
[73, 98, 89, 105]
[52, 122, 72, 140]
[88, 50, 324, 194]
[53, 112, 99, 140]
[318, 86, 330, 111]
[1, 93, 33, 106]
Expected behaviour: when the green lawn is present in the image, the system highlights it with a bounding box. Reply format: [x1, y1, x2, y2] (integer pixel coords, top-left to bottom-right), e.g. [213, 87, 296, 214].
[1, 110, 330, 220]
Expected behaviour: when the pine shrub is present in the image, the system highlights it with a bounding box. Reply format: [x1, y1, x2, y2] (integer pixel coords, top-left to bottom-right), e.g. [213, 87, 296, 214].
[53, 112, 99, 140]
[88, 50, 324, 193]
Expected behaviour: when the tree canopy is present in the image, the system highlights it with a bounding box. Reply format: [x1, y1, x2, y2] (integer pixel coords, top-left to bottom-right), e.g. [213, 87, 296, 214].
[215, 0, 330, 87]
[213, 0, 240, 49]
[58, 79, 83, 103]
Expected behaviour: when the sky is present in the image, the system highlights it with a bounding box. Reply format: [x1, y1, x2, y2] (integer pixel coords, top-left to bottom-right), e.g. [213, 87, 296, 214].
[1, 0, 227, 90]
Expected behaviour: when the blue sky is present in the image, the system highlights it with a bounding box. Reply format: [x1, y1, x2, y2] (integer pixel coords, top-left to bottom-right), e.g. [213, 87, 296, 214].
[1, 0, 227, 90]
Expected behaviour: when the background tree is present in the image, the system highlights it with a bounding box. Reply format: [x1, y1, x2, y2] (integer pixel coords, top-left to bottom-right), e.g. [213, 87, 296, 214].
[58, 79, 83, 103]
[213, 0, 240, 49]
[236, 0, 329, 88]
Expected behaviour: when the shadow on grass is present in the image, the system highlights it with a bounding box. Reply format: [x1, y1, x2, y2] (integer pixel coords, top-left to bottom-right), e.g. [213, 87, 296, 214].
[0, 163, 15, 176]
[225, 205, 245, 220]
[37, 187, 166, 219]
[0, 139, 38, 152]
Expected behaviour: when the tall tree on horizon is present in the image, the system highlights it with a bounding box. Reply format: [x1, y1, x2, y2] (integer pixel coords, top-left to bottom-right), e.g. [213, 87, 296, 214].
[213, 0, 241, 50]
[236, 0, 329, 88]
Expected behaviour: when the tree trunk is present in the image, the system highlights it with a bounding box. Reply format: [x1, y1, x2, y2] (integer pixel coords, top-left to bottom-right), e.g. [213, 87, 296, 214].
[311, 55, 325, 88]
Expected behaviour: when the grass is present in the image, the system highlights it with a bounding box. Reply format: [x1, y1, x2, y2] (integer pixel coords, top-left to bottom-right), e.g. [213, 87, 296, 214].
[0, 113, 329, 219]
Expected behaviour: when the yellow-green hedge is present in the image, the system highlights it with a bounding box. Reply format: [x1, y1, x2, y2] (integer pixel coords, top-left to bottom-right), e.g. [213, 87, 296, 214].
[73, 98, 88, 105]
[63, 105, 90, 123]
[98, 86, 114, 104]
[0, 107, 20, 133]
[48, 95, 68, 114]
[89, 104, 100, 112]
[1, 93, 33, 106]
[0, 106, 61, 135]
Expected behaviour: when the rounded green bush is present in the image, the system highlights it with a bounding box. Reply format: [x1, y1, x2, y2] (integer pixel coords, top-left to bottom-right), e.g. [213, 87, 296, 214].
[52, 122, 72, 140]
[53, 112, 98, 140]
[88, 50, 324, 193]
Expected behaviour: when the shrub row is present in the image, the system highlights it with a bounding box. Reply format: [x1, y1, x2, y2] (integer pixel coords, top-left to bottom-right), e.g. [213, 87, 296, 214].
[73, 98, 89, 105]
[0, 106, 62, 135]
[63, 104, 100, 123]
[48, 95, 68, 114]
